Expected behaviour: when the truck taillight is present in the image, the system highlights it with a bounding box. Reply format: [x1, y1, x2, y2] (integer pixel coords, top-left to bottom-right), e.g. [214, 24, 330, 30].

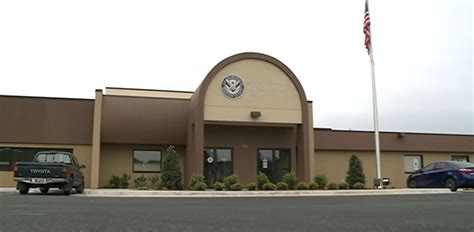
[459, 169, 473, 174]
[62, 167, 69, 177]
[13, 166, 18, 176]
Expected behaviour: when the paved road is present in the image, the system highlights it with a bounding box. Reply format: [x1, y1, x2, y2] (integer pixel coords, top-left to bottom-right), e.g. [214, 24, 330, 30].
[1, 192, 473, 232]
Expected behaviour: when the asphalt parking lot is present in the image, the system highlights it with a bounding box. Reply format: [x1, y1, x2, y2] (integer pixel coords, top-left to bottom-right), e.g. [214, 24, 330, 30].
[1, 192, 473, 232]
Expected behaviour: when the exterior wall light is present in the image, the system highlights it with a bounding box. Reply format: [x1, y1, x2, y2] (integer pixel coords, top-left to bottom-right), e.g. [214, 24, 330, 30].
[250, 111, 261, 118]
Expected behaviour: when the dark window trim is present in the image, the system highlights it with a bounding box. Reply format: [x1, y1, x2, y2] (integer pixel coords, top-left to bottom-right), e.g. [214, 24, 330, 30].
[132, 149, 162, 173]
[403, 154, 424, 174]
[451, 155, 470, 162]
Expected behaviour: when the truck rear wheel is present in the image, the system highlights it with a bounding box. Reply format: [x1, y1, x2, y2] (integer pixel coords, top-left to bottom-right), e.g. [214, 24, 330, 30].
[40, 187, 49, 194]
[19, 189, 29, 195]
[63, 177, 73, 195]
[75, 179, 85, 194]
[17, 183, 29, 195]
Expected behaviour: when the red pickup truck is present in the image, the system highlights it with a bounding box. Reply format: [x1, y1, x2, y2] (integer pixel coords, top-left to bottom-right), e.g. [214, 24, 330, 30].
[13, 151, 85, 195]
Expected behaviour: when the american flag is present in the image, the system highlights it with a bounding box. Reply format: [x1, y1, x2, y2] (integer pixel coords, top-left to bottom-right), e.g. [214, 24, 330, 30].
[363, 0, 371, 55]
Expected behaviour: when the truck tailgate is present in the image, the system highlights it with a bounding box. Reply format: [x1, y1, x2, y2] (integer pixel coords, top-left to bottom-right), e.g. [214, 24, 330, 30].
[15, 162, 66, 178]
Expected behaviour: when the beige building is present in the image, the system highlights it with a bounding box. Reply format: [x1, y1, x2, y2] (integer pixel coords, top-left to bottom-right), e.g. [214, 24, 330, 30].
[1, 52, 473, 189]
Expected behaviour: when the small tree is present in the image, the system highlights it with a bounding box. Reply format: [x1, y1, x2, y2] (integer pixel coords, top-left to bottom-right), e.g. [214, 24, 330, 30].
[161, 146, 183, 190]
[345, 154, 366, 188]
[223, 174, 238, 190]
[189, 174, 206, 190]
[282, 171, 298, 190]
[314, 175, 328, 189]
[256, 172, 269, 190]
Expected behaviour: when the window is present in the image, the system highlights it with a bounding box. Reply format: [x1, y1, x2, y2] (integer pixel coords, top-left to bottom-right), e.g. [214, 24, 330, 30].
[257, 148, 291, 183]
[0, 147, 73, 171]
[203, 148, 233, 186]
[404, 155, 423, 173]
[452, 155, 470, 162]
[434, 162, 446, 170]
[422, 163, 436, 172]
[133, 150, 161, 173]
[36, 152, 72, 164]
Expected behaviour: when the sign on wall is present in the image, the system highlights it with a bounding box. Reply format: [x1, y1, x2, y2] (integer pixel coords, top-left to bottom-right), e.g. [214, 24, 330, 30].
[221, 74, 244, 99]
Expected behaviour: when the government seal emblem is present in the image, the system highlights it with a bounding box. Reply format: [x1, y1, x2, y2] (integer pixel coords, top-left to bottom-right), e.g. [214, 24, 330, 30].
[221, 75, 244, 99]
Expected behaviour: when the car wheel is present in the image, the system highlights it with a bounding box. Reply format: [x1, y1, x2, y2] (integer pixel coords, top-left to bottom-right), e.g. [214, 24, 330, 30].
[40, 187, 49, 194]
[19, 189, 29, 195]
[75, 179, 85, 194]
[445, 178, 457, 192]
[63, 177, 73, 195]
[408, 180, 416, 188]
[17, 183, 29, 195]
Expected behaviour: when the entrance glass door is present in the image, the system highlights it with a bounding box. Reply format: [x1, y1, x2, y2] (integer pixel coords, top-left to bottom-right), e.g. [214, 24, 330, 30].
[204, 148, 233, 187]
[257, 149, 291, 183]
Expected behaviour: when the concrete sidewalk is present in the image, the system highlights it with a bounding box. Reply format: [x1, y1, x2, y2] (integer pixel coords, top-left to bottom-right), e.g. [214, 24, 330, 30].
[1, 187, 463, 197]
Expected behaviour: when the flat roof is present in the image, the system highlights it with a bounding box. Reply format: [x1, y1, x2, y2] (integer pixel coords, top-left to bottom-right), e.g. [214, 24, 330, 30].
[105, 87, 193, 100]
[0, 94, 94, 101]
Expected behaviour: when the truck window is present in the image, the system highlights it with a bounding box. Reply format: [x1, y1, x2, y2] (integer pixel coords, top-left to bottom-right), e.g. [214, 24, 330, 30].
[36, 153, 72, 164]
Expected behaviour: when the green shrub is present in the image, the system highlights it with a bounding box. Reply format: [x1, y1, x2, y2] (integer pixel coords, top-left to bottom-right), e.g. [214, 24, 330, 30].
[230, 183, 243, 191]
[276, 182, 289, 190]
[161, 146, 183, 190]
[282, 172, 298, 190]
[257, 172, 270, 190]
[309, 182, 319, 190]
[107, 174, 131, 188]
[327, 183, 339, 190]
[314, 175, 328, 189]
[193, 182, 208, 191]
[338, 182, 349, 190]
[134, 175, 149, 190]
[107, 175, 121, 188]
[296, 182, 310, 190]
[190, 174, 206, 190]
[214, 182, 225, 191]
[353, 182, 365, 189]
[149, 175, 161, 190]
[346, 154, 366, 188]
[262, 182, 276, 190]
[223, 174, 238, 190]
[246, 182, 257, 191]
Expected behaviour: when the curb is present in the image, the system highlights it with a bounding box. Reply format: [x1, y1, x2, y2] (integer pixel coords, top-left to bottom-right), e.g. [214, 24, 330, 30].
[80, 188, 455, 198]
[1, 188, 466, 197]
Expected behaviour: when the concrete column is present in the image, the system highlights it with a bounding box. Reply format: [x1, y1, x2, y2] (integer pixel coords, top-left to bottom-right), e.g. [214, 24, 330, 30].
[90, 90, 103, 188]
[306, 102, 315, 180]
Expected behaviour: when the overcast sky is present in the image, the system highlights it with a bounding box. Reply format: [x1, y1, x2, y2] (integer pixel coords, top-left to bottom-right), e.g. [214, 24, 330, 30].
[0, 0, 472, 135]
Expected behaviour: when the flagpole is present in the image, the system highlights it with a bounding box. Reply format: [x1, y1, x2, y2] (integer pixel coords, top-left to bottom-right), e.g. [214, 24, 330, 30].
[366, 0, 382, 188]
[370, 49, 382, 188]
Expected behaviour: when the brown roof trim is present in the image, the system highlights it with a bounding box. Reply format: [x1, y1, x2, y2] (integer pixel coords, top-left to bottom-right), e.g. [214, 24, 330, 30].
[106, 87, 194, 94]
[0, 94, 94, 101]
[0, 141, 93, 146]
[314, 129, 474, 153]
[313, 128, 474, 137]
